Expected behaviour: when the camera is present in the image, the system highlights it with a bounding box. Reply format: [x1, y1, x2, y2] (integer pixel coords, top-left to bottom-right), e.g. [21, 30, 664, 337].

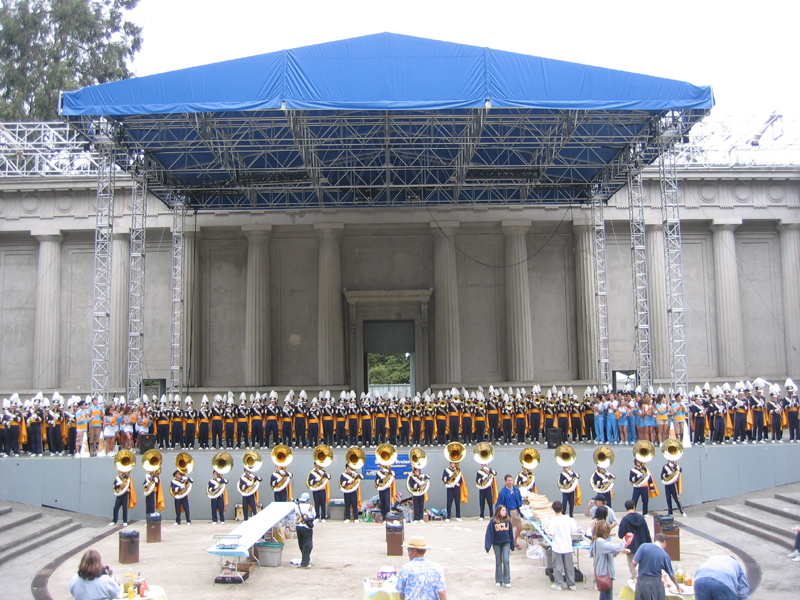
[102, 565, 112, 576]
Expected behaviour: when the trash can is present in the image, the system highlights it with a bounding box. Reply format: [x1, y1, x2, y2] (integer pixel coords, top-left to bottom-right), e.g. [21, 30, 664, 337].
[653, 514, 680, 561]
[328, 503, 345, 521]
[119, 530, 140, 564]
[386, 521, 404, 556]
[255, 542, 284, 567]
[146, 513, 161, 544]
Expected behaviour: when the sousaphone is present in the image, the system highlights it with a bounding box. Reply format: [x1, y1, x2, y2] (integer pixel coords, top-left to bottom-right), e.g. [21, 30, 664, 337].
[473, 442, 494, 465]
[633, 440, 656, 463]
[114, 449, 136, 473]
[554, 444, 577, 467]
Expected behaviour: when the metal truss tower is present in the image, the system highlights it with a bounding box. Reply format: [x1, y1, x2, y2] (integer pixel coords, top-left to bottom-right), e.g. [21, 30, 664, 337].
[126, 161, 147, 402]
[169, 199, 186, 394]
[90, 127, 116, 401]
[659, 115, 689, 395]
[590, 193, 610, 386]
[628, 168, 653, 390]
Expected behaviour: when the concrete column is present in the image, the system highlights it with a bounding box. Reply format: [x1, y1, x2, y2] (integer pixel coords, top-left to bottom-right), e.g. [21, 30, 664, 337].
[183, 231, 201, 388]
[316, 223, 345, 385]
[502, 221, 535, 382]
[646, 225, 669, 381]
[431, 222, 461, 384]
[243, 225, 272, 387]
[573, 225, 598, 381]
[110, 232, 130, 392]
[711, 221, 745, 376]
[779, 221, 800, 375]
[33, 235, 63, 389]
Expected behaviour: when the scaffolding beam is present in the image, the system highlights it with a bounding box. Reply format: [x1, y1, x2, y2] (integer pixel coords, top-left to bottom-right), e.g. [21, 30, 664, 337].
[126, 160, 148, 402]
[90, 124, 116, 401]
[628, 167, 653, 390]
[169, 199, 186, 394]
[591, 193, 610, 386]
[659, 114, 689, 395]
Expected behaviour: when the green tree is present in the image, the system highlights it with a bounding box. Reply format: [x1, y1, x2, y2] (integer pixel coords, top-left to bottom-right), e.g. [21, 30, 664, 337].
[0, 0, 142, 121]
[368, 353, 411, 385]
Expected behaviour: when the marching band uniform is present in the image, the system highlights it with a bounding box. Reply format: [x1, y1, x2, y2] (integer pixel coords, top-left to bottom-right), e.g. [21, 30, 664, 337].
[515, 467, 536, 494]
[784, 380, 799, 442]
[387, 400, 399, 446]
[689, 399, 706, 445]
[475, 397, 488, 443]
[198, 398, 211, 449]
[629, 460, 652, 516]
[442, 462, 464, 521]
[170, 470, 193, 525]
[238, 468, 262, 520]
[749, 391, 766, 443]
[557, 466, 580, 518]
[767, 389, 783, 442]
[184, 398, 197, 449]
[143, 469, 163, 515]
[590, 467, 615, 508]
[339, 465, 363, 522]
[501, 398, 514, 445]
[210, 397, 224, 448]
[543, 397, 556, 435]
[375, 464, 396, 518]
[251, 396, 264, 448]
[347, 403, 360, 447]
[360, 400, 373, 447]
[307, 465, 331, 521]
[374, 399, 387, 445]
[48, 399, 64, 455]
[294, 396, 308, 448]
[423, 401, 436, 446]
[411, 402, 423, 446]
[156, 399, 171, 449]
[732, 392, 749, 443]
[307, 401, 320, 447]
[435, 400, 448, 446]
[111, 471, 134, 526]
[322, 398, 336, 447]
[335, 400, 348, 448]
[462, 397, 474, 446]
[570, 399, 583, 443]
[557, 399, 570, 442]
[224, 398, 236, 448]
[270, 465, 293, 502]
[265, 395, 281, 447]
[170, 400, 184, 449]
[27, 399, 44, 456]
[399, 403, 411, 447]
[476, 464, 497, 520]
[408, 468, 430, 522]
[207, 471, 228, 523]
[660, 461, 686, 517]
[583, 397, 595, 443]
[447, 397, 461, 444]
[487, 393, 500, 444]
[236, 394, 250, 449]
[514, 399, 527, 445]
[280, 399, 294, 447]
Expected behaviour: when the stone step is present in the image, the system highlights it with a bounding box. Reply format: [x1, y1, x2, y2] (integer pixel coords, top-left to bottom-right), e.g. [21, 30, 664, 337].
[707, 510, 793, 550]
[774, 492, 800, 507]
[0, 519, 82, 566]
[715, 504, 797, 541]
[745, 497, 800, 521]
[0, 506, 11, 517]
[0, 510, 42, 533]
[0, 514, 73, 554]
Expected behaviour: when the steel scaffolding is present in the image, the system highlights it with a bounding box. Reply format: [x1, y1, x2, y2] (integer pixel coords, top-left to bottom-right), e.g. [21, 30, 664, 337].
[126, 159, 148, 402]
[627, 167, 653, 390]
[659, 113, 689, 395]
[591, 192, 610, 386]
[169, 199, 186, 394]
[90, 124, 116, 401]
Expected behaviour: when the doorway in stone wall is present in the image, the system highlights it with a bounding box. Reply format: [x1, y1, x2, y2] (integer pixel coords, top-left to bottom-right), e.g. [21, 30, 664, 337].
[363, 320, 414, 398]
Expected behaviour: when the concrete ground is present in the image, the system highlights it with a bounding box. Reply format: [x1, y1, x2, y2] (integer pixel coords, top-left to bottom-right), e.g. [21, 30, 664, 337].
[48, 510, 731, 600]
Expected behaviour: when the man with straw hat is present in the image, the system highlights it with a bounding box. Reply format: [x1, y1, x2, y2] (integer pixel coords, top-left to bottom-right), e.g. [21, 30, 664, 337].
[396, 536, 447, 600]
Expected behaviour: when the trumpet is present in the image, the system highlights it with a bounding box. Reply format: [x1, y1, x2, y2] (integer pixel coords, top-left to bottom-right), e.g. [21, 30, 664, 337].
[114, 449, 136, 473]
[633, 440, 656, 463]
[212, 451, 233, 475]
[242, 449, 263, 472]
[142, 449, 162, 473]
[473, 442, 494, 465]
[271, 444, 293, 468]
[444, 441, 466, 463]
[375, 443, 397, 467]
[345, 446, 366, 470]
[554, 444, 577, 467]
[593, 445, 614, 469]
[312, 444, 334, 468]
[661, 438, 684, 462]
[519, 446, 540, 470]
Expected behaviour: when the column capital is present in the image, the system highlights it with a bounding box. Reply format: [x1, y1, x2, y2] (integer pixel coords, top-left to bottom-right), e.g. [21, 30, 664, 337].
[779, 219, 800, 231]
[184, 228, 203, 239]
[314, 223, 344, 238]
[430, 220, 459, 232]
[501, 220, 532, 234]
[34, 234, 63, 243]
[242, 224, 272, 238]
[710, 219, 742, 232]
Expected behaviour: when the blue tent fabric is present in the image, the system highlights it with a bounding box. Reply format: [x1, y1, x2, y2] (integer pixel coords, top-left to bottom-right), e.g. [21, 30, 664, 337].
[61, 33, 713, 116]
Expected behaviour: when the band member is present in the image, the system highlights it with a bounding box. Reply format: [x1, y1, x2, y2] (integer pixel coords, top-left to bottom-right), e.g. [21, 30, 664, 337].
[374, 397, 388, 446]
[435, 397, 448, 446]
[238, 468, 261, 521]
[207, 471, 228, 524]
[294, 392, 308, 448]
[339, 464, 363, 522]
[768, 385, 784, 442]
[528, 391, 542, 443]
[475, 393, 488, 443]
[335, 397, 349, 448]
[375, 463, 396, 518]
[500, 395, 514, 445]
[407, 467, 430, 522]
[210, 395, 224, 449]
[27, 395, 45, 456]
[462, 394, 475, 446]
[515, 466, 536, 495]
[410, 399, 423, 446]
[750, 381, 768, 442]
[476, 463, 497, 521]
[262, 392, 279, 448]
[307, 398, 320, 447]
[236, 393, 250, 449]
[143, 467, 164, 515]
[423, 398, 436, 446]
[660, 460, 686, 517]
[347, 399, 360, 447]
[170, 397, 184, 449]
[570, 394, 584, 443]
[183, 397, 197, 449]
[224, 396, 237, 448]
[442, 461, 467, 521]
[198, 396, 211, 450]
[557, 465, 580, 518]
[270, 463, 293, 502]
[387, 396, 399, 446]
[629, 460, 652, 516]
[514, 395, 527, 445]
[689, 396, 707, 445]
[111, 469, 135, 526]
[557, 395, 571, 442]
[251, 394, 265, 449]
[447, 391, 461, 443]
[155, 396, 170, 450]
[359, 398, 373, 447]
[170, 469, 193, 525]
[784, 379, 799, 442]
[590, 466, 615, 508]
[48, 395, 65, 456]
[307, 463, 331, 522]
[487, 388, 500, 444]
[399, 401, 411, 447]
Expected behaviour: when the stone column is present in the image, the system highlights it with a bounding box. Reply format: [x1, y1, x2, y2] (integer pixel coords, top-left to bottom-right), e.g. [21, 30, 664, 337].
[431, 222, 461, 384]
[503, 221, 535, 382]
[646, 225, 669, 381]
[183, 230, 201, 388]
[711, 221, 745, 376]
[109, 232, 130, 392]
[779, 221, 800, 375]
[243, 225, 272, 387]
[316, 223, 345, 385]
[573, 225, 598, 381]
[33, 235, 63, 389]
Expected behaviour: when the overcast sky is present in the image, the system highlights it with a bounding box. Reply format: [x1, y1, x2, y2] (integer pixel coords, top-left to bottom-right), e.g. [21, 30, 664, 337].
[128, 0, 797, 119]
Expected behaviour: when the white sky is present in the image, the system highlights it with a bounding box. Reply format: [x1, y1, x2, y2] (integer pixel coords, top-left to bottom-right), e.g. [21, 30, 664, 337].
[128, 0, 798, 118]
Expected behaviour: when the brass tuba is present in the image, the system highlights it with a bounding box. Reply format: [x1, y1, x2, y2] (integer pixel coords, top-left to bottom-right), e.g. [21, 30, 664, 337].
[142, 449, 162, 473]
[593, 445, 615, 469]
[375, 443, 397, 467]
[473, 442, 494, 465]
[444, 441, 466, 463]
[312, 444, 334, 468]
[554, 444, 577, 467]
[114, 449, 136, 473]
[661, 438, 684, 462]
[212, 451, 233, 475]
[175, 451, 194, 475]
[270, 444, 293, 468]
[633, 440, 656, 463]
[519, 446, 541, 470]
[242, 449, 263, 473]
[409, 446, 427, 470]
[345, 446, 366, 470]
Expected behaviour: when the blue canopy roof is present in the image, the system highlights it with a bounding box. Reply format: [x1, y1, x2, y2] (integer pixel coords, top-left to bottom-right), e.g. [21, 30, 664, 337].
[62, 33, 712, 115]
[61, 33, 713, 210]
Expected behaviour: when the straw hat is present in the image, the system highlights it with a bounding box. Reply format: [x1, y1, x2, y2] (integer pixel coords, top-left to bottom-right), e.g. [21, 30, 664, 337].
[404, 536, 431, 550]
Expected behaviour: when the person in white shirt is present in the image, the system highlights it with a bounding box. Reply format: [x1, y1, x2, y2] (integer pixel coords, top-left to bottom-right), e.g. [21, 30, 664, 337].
[296, 493, 316, 568]
[545, 500, 579, 591]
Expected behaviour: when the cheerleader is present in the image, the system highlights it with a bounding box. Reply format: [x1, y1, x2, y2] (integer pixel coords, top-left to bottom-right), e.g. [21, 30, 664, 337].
[102, 406, 117, 457]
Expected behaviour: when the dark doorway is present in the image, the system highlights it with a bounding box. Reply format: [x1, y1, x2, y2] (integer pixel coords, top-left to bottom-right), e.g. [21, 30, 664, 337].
[363, 321, 415, 397]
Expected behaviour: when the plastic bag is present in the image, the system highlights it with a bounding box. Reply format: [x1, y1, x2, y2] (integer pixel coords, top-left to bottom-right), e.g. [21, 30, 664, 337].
[527, 544, 544, 560]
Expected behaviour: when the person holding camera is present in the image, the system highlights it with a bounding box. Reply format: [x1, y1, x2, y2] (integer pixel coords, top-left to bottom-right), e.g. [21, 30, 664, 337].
[69, 550, 119, 600]
[296, 492, 315, 568]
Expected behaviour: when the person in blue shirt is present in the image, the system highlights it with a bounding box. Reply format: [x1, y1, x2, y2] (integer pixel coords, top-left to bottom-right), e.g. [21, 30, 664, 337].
[632, 534, 680, 600]
[494, 474, 523, 549]
[396, 536, 447, 600]
[485, 505, 514, 588]
[693, 555, 749, 600]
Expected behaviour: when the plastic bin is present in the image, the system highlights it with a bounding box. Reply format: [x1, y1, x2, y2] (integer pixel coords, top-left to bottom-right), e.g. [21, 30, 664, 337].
[146, 512, 161, 544]
[255, 542, 284, 567]
[328, 503, 345, 521]
[119, 530, 140, 564]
